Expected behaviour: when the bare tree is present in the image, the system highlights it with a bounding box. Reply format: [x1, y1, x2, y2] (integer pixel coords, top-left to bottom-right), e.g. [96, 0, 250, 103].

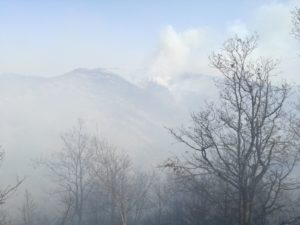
[0, 148, 23, 206]
[0, 147, 23, 225]
[41, 120, 92, 225]
[292, 8, 300, 40]
[165, 35, 299, 225]
[89, 136, 153, 225]
[57, 195, 73, 225]
[20, 190, 36, 225]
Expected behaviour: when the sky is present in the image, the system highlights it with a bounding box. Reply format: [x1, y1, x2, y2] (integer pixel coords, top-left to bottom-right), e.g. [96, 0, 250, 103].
[0, 0, 300, 84]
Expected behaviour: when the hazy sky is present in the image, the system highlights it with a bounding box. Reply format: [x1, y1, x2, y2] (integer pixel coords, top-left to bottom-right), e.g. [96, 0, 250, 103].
[0, 0, 299, 83]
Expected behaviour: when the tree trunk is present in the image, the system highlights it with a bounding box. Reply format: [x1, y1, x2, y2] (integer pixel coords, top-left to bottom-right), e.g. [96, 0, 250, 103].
[239, 191, 252, 225]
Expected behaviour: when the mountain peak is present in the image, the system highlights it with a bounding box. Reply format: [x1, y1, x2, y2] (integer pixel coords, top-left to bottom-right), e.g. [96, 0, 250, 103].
[58, 68, 124, 83]
[67, 68, 113, 76]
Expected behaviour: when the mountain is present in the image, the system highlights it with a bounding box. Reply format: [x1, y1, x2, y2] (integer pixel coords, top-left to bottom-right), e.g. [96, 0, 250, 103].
[0, 68, 218, 207]
[0, 69, 213, 160]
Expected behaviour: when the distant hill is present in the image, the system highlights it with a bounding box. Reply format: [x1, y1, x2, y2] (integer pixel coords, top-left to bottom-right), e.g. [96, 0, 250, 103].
[0, 68, 217, 205]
